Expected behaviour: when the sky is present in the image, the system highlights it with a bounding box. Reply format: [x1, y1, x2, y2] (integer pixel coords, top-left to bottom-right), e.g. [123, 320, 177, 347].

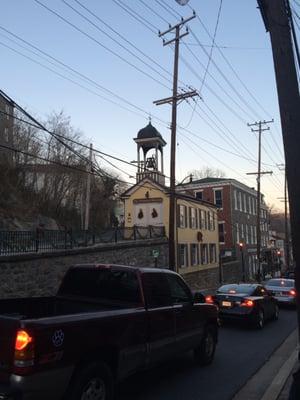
[0, 0, 290, 211]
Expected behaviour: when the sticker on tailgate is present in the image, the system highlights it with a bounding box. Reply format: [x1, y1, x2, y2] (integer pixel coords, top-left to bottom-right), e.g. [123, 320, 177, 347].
[52, 330, 64, 347]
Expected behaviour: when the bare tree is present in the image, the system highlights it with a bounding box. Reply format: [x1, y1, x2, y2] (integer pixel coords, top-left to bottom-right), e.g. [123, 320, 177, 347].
[188, 167, 226, 180]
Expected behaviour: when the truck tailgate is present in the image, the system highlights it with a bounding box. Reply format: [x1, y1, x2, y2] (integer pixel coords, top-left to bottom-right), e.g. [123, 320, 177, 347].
[0, 318, 20, 376]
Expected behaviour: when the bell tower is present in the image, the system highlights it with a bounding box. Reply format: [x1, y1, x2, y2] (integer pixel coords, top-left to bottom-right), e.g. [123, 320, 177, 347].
[134, 121, 166, 185]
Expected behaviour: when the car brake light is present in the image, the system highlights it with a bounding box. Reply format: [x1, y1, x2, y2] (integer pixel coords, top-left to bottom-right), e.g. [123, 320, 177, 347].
[14, 330, 35, 369]
[15, 330, 32, 351]
[241, 299, 254, 307]
[205, 295, 214, 304]
[290, 289, 296, 296]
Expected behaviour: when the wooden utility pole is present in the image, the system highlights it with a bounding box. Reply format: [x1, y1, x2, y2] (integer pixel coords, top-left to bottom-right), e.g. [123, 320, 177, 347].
[154, 14, 198, 271]
[257, 0, 300, 350]
[247, 120, 273, 281]
[84, 143, 93, 231]
[284, 175, 291, 269]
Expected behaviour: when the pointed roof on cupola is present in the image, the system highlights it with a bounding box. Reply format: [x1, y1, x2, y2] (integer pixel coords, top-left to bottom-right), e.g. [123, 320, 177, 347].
[134, 121, 167, 150]
[137, 121, 162, 139]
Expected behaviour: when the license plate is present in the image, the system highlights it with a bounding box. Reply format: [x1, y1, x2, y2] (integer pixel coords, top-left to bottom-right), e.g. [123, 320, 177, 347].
[221, 301, 232, 307]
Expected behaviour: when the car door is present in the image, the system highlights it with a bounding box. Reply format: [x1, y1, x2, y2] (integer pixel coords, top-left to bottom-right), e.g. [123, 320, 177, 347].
[255, 285, 272, 318]
[166, 273, 204, 353]
[142, 272, 176, 366]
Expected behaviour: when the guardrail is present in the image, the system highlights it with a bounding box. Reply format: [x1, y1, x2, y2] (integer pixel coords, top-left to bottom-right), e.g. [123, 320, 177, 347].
[0, 226, 166, 256]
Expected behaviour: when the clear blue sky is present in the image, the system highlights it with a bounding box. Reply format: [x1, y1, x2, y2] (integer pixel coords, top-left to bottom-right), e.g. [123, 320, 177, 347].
[0, 0, 287, 210]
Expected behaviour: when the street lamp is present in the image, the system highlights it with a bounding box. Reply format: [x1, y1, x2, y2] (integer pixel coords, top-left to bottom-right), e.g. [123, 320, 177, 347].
[239, 242, 246, 282]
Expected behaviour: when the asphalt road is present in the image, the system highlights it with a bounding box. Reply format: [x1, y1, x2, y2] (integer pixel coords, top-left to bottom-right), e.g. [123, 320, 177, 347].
[116, 308, 297, 400]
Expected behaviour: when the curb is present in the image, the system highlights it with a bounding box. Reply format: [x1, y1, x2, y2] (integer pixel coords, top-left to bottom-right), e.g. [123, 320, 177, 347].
[261, 349, 297, 400]
[232, 329, 298, 400]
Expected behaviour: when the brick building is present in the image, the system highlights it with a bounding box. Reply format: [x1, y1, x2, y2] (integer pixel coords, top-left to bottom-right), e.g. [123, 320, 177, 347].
[177, 177, 270, 279]
[0, 92, 14, 164]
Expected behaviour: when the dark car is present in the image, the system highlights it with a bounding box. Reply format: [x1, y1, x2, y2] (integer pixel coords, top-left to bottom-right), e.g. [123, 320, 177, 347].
[206, 283, 279, 329]
[264, 278, 296, 305]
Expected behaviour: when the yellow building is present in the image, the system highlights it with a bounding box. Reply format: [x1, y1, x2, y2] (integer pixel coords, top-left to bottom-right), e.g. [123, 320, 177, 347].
[121, 122, 219, 275]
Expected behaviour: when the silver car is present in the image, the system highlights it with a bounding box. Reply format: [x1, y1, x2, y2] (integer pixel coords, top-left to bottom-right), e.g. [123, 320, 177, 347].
[264, 278, 296, 305]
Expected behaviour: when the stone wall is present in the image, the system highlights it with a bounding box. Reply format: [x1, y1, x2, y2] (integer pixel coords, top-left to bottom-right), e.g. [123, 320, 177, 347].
[0, 239, 168, 298]
[183, 260, 241, 291]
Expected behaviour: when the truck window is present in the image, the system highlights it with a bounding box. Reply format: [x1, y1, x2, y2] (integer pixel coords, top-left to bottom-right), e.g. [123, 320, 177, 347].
[166, 274, 192, 304]
[59, 269, 141, 305]
[142, 273, 172, 308]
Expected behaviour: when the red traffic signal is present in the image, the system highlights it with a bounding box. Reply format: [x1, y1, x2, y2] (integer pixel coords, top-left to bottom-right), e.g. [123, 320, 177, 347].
[239, 242, 244, 250]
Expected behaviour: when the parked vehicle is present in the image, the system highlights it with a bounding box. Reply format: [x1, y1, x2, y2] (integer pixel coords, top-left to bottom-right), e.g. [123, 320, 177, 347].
[206, 283, 279, 329]
[0, 264, 218, 400]
[264, 278, 296, 306]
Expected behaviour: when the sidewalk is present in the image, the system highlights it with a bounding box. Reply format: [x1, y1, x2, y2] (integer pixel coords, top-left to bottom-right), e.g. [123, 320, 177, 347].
[232, 329, 298, 400]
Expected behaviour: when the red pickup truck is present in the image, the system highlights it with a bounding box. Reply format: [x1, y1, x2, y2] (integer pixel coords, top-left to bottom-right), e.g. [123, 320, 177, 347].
[0, 264, 218, 400]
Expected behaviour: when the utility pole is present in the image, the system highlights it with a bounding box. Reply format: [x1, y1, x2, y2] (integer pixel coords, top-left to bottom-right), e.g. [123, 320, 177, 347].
[153, 14, 198, 271]
[257, 0, 300, 377]
[247, 120, 273, 281]
[84, 143, 93, 231]
[277, 164, 291, 271]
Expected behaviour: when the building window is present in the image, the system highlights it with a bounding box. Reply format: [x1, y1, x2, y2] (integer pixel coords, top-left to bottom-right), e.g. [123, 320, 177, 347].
[200, 210, 205, 229]
[209, 244, 217, 264]
[179, 244, 188, 267]
[190, 244, 199, 266]
[241, 224, 244, 242]
[190, 207, 197, 229]
[214, 189, 223, 208]
[5, 104, 9, 120]
[201, 244, 208, 264]
[248, 196, 252, 214]
[219, 222, 225, 244]
[234, 190, 237, 210]
[208, 212, 214, 230]
[195, 191, 203, 200]
[179, 205, 187, 228]
[250, 226, 253, 244]
[243, 193, 247, 212]
[236, 223, 240, 243]
[4, 128, 9, 142]
[245, 225, 249, 244]
[254, 226, 257, 244]
[253, 198, 257, 215]
[204, 211, 208, 230]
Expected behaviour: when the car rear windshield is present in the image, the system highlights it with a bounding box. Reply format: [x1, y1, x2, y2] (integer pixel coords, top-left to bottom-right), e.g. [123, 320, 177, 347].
[266, 279, 294, 287]
[59, 268, 141, 305]
[217, 284, 255, 295]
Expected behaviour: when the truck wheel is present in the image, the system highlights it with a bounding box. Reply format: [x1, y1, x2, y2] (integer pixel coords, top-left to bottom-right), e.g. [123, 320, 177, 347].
[67, 362, 113, 400]
[194, 325, 217, 366]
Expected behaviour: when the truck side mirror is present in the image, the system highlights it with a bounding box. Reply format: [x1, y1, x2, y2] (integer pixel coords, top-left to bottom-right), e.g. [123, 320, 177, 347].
[194, 292, 206, 303]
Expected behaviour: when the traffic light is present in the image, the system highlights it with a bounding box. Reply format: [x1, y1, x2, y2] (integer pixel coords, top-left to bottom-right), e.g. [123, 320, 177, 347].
[239, 242, 244, 251]
[277, 250, 281, 256]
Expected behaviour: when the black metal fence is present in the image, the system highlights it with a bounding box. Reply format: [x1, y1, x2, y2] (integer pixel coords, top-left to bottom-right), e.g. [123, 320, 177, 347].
[0, 226, 166, 256]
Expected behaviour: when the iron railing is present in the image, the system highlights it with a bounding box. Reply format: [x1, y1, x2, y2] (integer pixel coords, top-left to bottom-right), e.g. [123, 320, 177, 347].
[0, 226, 166, 256]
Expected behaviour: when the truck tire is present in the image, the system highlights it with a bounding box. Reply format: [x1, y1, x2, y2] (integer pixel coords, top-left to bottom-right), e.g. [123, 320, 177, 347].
[67, 362, 114, 400]
[194, 325, 217, 366]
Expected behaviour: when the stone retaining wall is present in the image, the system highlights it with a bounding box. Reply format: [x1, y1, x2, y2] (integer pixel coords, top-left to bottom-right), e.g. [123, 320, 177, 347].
[0, 239, 168, 298]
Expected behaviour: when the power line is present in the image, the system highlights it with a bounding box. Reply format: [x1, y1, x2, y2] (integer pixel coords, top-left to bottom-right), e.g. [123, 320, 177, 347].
[200, 0, 223, 92]
[61, 0, 173, 87]
[111, 0, 157, 34]
[33, 0, 170, 90]
[70, 0, 173, 80]
[138, 0, 170, 25]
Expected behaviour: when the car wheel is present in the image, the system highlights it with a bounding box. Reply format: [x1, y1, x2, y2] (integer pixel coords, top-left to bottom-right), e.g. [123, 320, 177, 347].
[272, 304, 279, 321]
[255, 309, 265, 329]
[67, 362, 113, 400]
[194, 325, 217, 366]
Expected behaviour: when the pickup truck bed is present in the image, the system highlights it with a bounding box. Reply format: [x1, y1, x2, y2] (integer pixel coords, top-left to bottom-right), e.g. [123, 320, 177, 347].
[0, 297, 120, 319]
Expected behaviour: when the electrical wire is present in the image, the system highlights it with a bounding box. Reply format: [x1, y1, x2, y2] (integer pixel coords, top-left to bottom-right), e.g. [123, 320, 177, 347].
[33, 0, 171, 90]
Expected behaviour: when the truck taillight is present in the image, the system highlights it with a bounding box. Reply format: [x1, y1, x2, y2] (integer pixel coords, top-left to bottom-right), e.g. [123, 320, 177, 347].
[14, 330, 35, 368]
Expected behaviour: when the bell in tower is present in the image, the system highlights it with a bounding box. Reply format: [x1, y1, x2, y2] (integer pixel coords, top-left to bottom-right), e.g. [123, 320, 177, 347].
[134, 120, 167, 185]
